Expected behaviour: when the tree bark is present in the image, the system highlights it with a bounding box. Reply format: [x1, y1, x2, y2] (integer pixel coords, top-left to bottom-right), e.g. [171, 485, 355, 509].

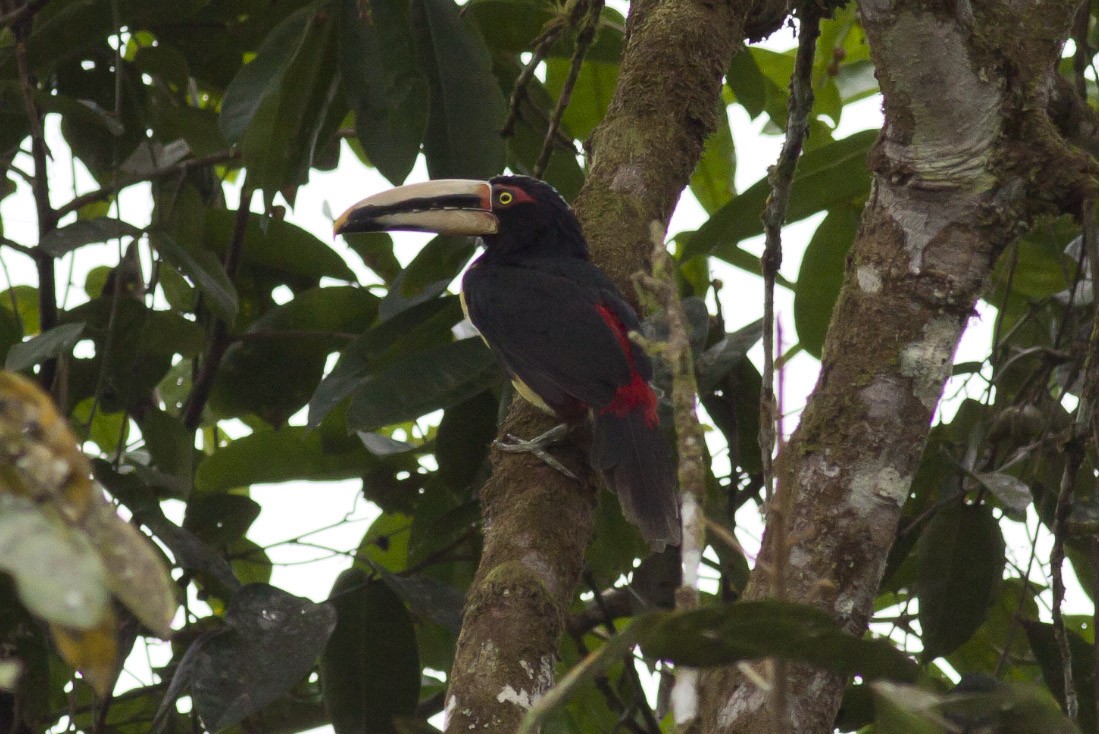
[443, 0, 755, 729]
[700, 1, 1096, 732]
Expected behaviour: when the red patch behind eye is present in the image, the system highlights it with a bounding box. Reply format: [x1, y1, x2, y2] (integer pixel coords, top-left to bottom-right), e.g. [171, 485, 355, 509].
[501, 185, 536, 205]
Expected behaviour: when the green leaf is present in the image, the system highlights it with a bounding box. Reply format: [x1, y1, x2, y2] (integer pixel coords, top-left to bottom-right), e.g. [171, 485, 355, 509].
[162, 584, 336, 732]
[308, 296, 464, 427]
[975, 472, 1032, 520]
[195, 426, 376, 493]
[184, 493, 261, 546]
[241, 4, 340, 199]
[348, 337, 498, 432]
[793, 206, 859, 358]
[21, 0, 209, 74]
[153, 233, 239, 322]
[219, 6, 313, 143]
[695, 318, 764, 394]
[39, 218, 142, 258]
[338, 0, 429, 184]
[396, 235, 476, 298]
[411, 0, 507, 179]
[871, 682, 954, 734]
[874, 680, 1080, 734]
[640, 601, 918, 679]
[465, 0, 623, 62]
[1024, 621, 1097, 734]
[71, 398, 128, 455]
[345, 232, 402, 284]
[357, 512, 413, 573]
[436, 390, 497, 490]
[6, 322, 86, 371]
[681, 129, 876, 263]
[545, 59, 619, 141]
[0, 494, 110, 630]
[203, 209, 356, 283]
[209, 286, 377, 426]
[726, 49, 767, 119]
[374, 566, 464, 634]
[690, 103, 736, 214]
[322, 569, 421, 734]
[916, 502, 1006, 661]
[519, 601, 917, 734]
[990, 218, 1076, 301]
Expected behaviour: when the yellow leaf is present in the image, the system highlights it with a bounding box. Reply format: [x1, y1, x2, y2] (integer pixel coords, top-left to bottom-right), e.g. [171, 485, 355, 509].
[51, 609, 120, 698]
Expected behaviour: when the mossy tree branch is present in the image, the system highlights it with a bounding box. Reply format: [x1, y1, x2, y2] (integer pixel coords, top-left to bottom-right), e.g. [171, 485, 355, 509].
[443, 0, 762, 730]
[700, 2, 1097, 732]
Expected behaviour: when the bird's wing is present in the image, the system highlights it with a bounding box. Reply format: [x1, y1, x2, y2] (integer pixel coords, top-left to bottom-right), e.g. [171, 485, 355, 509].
[462, 262, 636, 412]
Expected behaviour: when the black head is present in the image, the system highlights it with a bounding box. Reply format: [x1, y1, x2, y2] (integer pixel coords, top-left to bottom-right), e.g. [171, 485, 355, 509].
[482, 176, 588, 262]
[333, 175, 589, 262]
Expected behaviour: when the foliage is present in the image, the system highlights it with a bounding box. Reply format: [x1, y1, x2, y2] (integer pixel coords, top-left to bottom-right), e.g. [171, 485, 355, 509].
[0, 0, 1094, 732]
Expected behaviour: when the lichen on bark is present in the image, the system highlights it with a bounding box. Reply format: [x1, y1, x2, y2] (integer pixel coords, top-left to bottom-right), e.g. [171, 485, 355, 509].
[699, 1, 1097, 732]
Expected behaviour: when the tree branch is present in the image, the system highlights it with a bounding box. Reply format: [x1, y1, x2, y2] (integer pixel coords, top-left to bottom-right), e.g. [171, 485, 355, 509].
[701, 1, 1095, 731]
[180, 186, 253, 431]
[12, 11, 59, 393]
[0, 0, 47, 29]
[755, 9, 820, 730]
[443, 0, 752, 728]
[532, 0, 602, 178]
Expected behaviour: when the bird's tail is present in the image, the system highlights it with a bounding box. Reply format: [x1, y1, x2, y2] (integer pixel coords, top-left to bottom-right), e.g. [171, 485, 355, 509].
[590, 411, 681, 551]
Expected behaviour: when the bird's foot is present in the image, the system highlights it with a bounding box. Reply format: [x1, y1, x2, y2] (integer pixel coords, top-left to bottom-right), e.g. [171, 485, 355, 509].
[493, 423, 577, 480]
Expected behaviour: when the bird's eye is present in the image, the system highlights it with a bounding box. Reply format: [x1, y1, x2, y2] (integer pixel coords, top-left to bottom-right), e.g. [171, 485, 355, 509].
[497, 191, 514, 206]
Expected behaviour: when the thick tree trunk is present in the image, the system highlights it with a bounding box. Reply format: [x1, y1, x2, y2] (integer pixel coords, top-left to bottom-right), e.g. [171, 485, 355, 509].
[700, 2, 1095, 732]
[443, 0, 756, 730]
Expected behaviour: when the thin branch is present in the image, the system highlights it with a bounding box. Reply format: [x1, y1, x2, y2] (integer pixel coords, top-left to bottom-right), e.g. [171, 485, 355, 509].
[758, 8, 821, 732]
[1050, 202, 1099, 720]
[181, 186, 253, 430]
[1072, 2, 1090, 102]
[632, 221, 708, 730]
[54, 149, 241, 220]
[13, 11, 61, 393]
[501, 21, 570, 137]
[533, 0, 602, 178]
[0, 0, 47, 28]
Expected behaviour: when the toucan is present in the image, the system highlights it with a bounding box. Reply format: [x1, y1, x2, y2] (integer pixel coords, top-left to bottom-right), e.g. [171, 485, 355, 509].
[334, 176, 681, 550]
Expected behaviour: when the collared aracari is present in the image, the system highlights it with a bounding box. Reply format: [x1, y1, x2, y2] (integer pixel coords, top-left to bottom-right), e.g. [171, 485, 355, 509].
[334, 176, 681, 550]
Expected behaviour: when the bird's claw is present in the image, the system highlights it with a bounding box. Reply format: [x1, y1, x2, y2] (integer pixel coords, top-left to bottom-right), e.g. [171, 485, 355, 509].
[493, 425, 578, 480]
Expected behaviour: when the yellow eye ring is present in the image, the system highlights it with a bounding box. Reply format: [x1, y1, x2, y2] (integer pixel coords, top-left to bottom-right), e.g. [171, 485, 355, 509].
[498, 191, 513, 205]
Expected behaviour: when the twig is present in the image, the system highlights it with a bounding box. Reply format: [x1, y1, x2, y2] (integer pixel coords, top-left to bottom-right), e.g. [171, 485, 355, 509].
[181, 186, 253, 430]
[582, 571, 661, 734]
[1050, 199, 1099, 720]
[533, 0, 602, 178]
[1073, 2, 1091, 102]
[501, 21, 569, 137]
[632, 222, 708, 730]
[758, 8, 821, 732]
[54, 149, 241, 220]
[13, 11, 60, 387]
[0, 0, 48, 28]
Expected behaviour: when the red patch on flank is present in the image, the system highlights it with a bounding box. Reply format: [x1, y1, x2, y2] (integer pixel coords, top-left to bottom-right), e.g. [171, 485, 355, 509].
[594, 305, 632, 360]
[594, 304, 658, 427]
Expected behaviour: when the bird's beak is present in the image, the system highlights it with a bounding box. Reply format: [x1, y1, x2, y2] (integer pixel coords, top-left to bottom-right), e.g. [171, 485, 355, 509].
[333, 179, 497, 237]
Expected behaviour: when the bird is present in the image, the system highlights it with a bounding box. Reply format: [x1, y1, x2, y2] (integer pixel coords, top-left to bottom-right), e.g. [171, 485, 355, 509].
[334, 175, 681, 550]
